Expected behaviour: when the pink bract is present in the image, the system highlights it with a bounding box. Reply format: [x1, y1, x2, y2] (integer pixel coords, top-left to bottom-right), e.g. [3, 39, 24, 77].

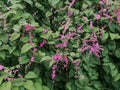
[0, 65, 4, 71]
[25, 24, 35, 31]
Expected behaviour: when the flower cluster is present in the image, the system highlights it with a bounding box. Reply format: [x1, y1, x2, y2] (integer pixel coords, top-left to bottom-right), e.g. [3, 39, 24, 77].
[117, 6, 120, 25]
[81, 33, 103, 57]
[25, 24, 36, 31]
[72, 61, 80, 72]
[0, 65, 4, 71]
[51, 65, 57, 80]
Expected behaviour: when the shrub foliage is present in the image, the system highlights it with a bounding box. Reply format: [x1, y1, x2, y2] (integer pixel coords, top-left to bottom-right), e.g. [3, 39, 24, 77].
[0, 0, 120, 90]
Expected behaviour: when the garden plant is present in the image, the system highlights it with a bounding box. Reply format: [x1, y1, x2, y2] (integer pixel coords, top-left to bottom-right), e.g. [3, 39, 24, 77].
[0, 0, 120, 90]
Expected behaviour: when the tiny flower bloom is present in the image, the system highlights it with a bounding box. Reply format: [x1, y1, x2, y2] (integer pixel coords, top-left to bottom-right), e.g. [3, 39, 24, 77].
[56, 41, 68, 48]
[43, 29, 48, 33]
[72, 61, 80, 71]
[33, 48, 37, 53]
[39, 39, 46, 48]
[25, 24, 35, 31]
[103, 13, 111, 18]
[81, 33, 103, 57]
[6, 77, 14, 81]
[58, 35, 65, 40]
[69, 0, 75, 7]
[30, 39, 34, 45]
[18, 74, 23, 78]
[96, 15, 101, 20]
[77, 25, 84, 33]
[53, 54, 62, 61]
[68, 9, 73, 17]
[99, 1, 103, 5]
[30, 56, 35, 62]
[117, 6, 120, 25]
[51, 65, 57, 80]
[90, 21, 93, 30]
[0, 65, 4, 71]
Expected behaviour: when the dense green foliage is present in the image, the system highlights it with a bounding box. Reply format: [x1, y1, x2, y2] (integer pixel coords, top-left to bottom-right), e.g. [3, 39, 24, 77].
[0, 0, 120, 90]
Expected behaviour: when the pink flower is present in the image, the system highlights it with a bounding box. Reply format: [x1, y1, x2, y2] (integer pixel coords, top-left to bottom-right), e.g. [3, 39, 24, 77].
[43, 29, 48, 33]
[53, 54, 62, 62]
[63, 56, 69, 68]
[33, 48, 37, 53]
[103, 0, 109, 6]
[58, 35, 65, 40]
[82, 16, 88, 22]
[103, 13, 111, 18]
[117, 6, 120, 25]
[96, 15, 101, 20]
[66, 32, 76, 39]
[51, 65, 57, 80]
[18, 74, 23, 78]
[28, 32, 34, 45]
[58, 32, 76, 40]
[68, 9, 73, 17]
[0, 65, 4, 71]
[30, 56, 35, 62]
[39, 39, 46, 48]
[90, 21, 93, 30]
[72, 61, 80, 71]
[69, 0, 76, 7]
[56, 41, 68, 48]
[81, 33, 103, 57]
[25, 24, 35, 31]
[99, 1, 103, 5]
[6, 77, 16, 81]
[77, 25, 84, 33]
[89, 43, 103, 57]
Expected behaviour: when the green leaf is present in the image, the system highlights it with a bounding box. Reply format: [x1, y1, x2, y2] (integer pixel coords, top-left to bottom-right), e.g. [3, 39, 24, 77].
[35, 2, 44, 10]
[8, 46, 16, 54]
[84, 86, 93, 90]
[24, 0, 33, 5]
[12, 79, 24, 87]
[110, 33, 120, 40]
[10, 33, 20, 41]
[114, 74, 120, 81]
[0, 41, 2, 46]
[111, 69, 118, 77]
[38, 51, 46, 57]
[0, 34, 8, 43]
[102, 33, 109, 40]
[108, 41, 116, 51]
[46, 11, 52, 17]
[25, 71, 37, 79]
[19, 55, 29, 64]
[11, 87, 19, 90]
[115, 48, 120, 58]
[35, 27, 44, 33]
[21, 36, 30, 43]
[109, 63, 115, 70]
[69, 69, 75, 78]
[42, 85, 50, 90]
[13, 24, 22, 32]
[0, 52, 5, 59]
[0, 76, 4, 84]
[40, 56, 51, 62]
[66, 81, 72, 90]
[34, 82, 42, 90]
[49, 0, 60, 7]
[49, 60, 55, 68]
[48, 41, 55, 44]
[70, 52, 76, 57]
[23, 80, 35, 90]
[0, 82, 11, 90]
[21, 43, 34, 54]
